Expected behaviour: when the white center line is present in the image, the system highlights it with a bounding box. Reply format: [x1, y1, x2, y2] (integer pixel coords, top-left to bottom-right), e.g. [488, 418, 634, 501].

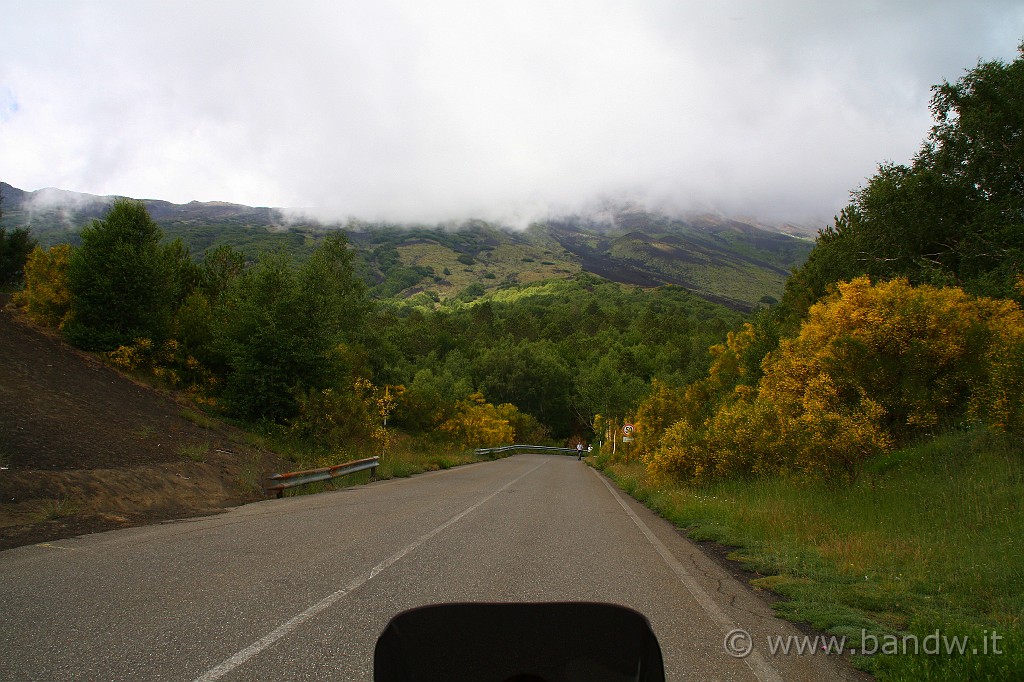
[193, 459, 548, 682]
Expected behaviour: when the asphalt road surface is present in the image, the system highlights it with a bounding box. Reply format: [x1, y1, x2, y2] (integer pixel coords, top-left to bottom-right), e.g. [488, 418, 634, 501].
[0, 455, 865, 680]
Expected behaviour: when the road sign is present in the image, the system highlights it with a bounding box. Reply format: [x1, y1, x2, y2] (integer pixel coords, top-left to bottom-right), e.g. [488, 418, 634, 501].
[623, 424, 635, 435]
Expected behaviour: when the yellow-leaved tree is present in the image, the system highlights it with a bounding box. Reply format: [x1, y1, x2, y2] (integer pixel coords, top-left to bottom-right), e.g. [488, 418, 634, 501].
[438, 392, 515, 448]
[631, 378, 688, 461]
[13, 244, 73, 327]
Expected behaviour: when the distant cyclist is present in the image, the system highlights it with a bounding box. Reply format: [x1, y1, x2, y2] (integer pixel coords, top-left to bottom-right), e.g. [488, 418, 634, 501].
[577, 443, 584, 460]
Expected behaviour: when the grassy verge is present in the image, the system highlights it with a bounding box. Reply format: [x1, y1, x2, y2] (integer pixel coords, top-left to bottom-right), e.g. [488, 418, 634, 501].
[595, 427, 1023, 680]
[180, 407, 218, 430]
[359, 436, 486, 482]
[259, 430, 492, 496]
[137, 399, 495, 496]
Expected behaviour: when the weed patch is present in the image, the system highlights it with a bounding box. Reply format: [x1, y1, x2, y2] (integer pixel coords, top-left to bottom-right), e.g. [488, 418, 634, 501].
[36, 497, 80, 521]
[236, 453, 265, 496]
[178, 442, 209, 462]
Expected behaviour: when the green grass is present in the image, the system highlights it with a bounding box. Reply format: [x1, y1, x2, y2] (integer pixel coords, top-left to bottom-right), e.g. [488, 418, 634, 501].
[374, 444, 480, 479]
[392, 240, 580, 302]
[180, 408, 218, 429]
[236, 453, 266, 496]
[133, 425, 157, 439]
[178, 442, 209, 462]
[598, 427, 1024, 680]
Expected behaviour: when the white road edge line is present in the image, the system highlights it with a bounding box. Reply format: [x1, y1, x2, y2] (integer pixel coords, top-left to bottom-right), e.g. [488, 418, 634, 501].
[193, 459, 549, 682]
[591, 468, 784, 682]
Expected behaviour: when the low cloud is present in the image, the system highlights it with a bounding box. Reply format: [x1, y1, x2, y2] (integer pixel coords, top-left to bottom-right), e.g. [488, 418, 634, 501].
[23, 187, 113, 229]
[2, 1, 1022, 228]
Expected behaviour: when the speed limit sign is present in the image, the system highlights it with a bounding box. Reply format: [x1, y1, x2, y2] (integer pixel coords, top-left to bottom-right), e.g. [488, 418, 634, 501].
[622, 423, 635, 443]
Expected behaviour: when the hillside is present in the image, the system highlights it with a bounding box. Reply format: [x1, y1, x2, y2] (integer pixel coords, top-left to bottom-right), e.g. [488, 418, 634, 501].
[543, 207, 812, 309]
[1, 183, 813, 310]
[0, 295, 289, 550]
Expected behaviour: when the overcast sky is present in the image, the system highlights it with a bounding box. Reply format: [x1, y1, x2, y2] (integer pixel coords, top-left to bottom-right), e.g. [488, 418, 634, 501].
[2, 1, 1023, 226]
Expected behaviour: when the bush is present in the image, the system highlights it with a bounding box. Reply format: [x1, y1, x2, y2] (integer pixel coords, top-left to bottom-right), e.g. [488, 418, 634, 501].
[495, 403, 550, 444]
[107, 337, 219, 406]
[632, 378, 691, 461]
[648, 276, 1024, 484]
[763, 277, 1024, 438]
[288, 385, 369, 445]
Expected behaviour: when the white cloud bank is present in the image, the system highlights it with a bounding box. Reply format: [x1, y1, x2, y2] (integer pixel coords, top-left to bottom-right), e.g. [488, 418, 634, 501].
[2, 0, 1023, 226]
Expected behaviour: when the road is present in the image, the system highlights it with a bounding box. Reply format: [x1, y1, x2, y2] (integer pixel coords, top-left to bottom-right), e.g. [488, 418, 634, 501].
[0, 455, 864, 680]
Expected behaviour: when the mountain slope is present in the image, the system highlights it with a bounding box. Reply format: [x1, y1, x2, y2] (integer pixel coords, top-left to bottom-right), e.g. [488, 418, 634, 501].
[544, 208, 812, 308]
[1, 183, 814, 310]
[0, 294, 288, 550]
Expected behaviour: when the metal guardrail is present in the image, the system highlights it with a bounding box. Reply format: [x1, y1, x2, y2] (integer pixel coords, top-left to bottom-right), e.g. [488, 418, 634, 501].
[264, 456, 379, 498]
[266, 445, 578, 498]
[474, 444, 581, 457]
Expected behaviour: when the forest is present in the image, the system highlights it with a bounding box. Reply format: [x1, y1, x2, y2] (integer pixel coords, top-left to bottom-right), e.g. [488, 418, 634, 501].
[8, 194, 744, 460]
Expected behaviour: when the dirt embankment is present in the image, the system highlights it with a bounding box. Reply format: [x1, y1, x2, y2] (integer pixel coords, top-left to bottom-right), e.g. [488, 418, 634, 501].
[0, 296, 291, 550]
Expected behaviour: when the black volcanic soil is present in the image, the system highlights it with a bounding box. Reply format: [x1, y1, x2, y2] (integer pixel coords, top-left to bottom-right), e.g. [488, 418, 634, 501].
[0, 295, 290, 551]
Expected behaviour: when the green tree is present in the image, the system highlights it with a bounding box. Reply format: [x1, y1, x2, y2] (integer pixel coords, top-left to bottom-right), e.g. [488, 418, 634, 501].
[217, 251, 308, 420]
[217, 234, 367, 422]
[171, 244, 246, 367]
[0, 187, 38, 286]
[64, 199, 177, 350]
[199, 244, 246, 303]
[0, 226, 36, 286]
[924, 46, 1024, 297]
[401, 357, 474, 431]
[474, 338, 573, 436]
[298, 232, 368, 349]
[572, 346, 647, 430]
[781, 44, 1024, 319]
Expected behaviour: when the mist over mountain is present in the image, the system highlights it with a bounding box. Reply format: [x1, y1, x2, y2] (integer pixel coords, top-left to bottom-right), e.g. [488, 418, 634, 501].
[0, 182, 814, 310]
